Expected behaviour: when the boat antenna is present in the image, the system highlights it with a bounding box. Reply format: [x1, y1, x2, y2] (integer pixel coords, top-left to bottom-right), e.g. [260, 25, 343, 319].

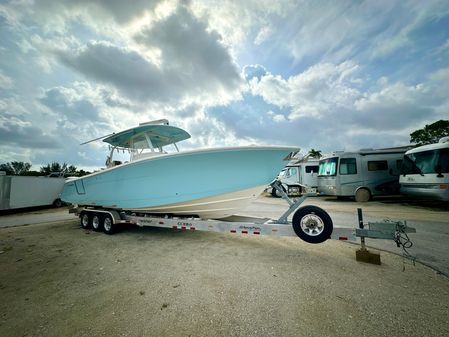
[80, 132, 115, 145]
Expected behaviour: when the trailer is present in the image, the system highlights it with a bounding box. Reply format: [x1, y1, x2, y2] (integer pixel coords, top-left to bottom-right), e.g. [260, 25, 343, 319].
[0, 175, 66, 211]
[70, 181, 416, 257]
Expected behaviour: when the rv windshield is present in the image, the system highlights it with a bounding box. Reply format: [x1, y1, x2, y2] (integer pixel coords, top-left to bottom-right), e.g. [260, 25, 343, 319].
[401, 148, 449, 175]
[318, 157, 338, 176]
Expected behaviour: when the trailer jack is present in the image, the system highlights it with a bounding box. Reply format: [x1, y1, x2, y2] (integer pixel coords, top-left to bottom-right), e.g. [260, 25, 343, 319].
[354, 208, 416, 265]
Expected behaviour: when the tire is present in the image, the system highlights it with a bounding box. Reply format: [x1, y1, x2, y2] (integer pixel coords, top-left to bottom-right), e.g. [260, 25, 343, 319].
[292, 206, 333, 244]
[80, 212, 91, 229]
[355, 188, 371, 202]
[103, 214, 117, 235]
[272, 185, 286, 198]
[91, 214, 103, 232]
[53, 198, 63, 208]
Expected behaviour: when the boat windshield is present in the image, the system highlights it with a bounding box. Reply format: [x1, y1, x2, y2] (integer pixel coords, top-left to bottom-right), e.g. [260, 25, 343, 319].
[318, 157, 338, 176]
[401, 148, 449, 175]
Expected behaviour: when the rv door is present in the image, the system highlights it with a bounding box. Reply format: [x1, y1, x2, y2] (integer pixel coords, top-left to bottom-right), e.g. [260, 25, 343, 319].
[338, 157, 358, 195]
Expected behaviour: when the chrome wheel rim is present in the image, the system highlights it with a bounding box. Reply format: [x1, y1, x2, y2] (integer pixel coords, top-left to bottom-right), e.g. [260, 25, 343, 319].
[104, 217, 112, 232]
[300, 214, 324, 236]
[92, 216, 100, 229]
[82, 214, 89, 228]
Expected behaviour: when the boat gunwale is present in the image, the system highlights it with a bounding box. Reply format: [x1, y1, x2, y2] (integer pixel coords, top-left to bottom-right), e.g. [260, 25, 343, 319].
[68, 145, 299, 181]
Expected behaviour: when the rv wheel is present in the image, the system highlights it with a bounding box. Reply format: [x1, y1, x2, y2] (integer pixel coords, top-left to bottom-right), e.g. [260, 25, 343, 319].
[92, 214, 103, 232]
[80, 212, 91, 229]
[292, 206, 333, 244]
[103, 214, 117, 235]
[53, 198, 63, 208]
[271, 185, 286, 198]
[355, 188, 371, 202]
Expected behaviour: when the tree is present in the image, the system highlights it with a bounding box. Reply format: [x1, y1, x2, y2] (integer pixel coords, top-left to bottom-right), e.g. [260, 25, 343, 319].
[308, 149, 322, 158]
[76, 169, 91, 177]
[40, 162, 77, 176]
[410, 120, 449, 145]
[0, 161, 32, 175]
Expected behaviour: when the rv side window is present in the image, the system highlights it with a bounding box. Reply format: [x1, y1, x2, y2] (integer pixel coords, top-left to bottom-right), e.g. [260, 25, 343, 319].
[339, 158, 357, 175]
[368, 160, 388, 171]
[305, 166, 318, 173]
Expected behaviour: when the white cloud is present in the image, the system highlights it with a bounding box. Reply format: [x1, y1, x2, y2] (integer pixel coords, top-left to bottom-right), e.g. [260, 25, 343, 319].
[0, 71, 13, 89]
[267, 110, 287, 123]
[250, 61, 361, 119]
[0, 99, 59, 150]
[134, 5, 243, 100]
[254, 26, 273, 45]
[47, 5, 243, 109]
[191, 0, 293, 47]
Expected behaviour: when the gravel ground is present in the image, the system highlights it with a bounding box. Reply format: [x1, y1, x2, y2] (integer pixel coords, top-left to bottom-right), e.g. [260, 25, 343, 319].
[1, 218, 448, 337]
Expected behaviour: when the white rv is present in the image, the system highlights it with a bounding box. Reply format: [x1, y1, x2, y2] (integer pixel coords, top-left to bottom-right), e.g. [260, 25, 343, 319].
[0, 175, 66, 211]
[271, 159, 319, 197]
[317, 148, 409, 202]
[400, 137, 449, 201]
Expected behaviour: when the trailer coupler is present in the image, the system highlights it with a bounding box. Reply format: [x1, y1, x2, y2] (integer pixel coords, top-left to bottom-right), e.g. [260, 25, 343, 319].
[354, 208, 416, 264]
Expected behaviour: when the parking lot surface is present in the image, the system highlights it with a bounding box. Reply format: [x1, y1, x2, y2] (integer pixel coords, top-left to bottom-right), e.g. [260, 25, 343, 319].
[1, 196, 449, 336]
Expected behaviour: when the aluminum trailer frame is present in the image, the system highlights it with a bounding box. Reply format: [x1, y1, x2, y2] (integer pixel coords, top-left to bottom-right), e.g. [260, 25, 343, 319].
[71, 181, 415, 247]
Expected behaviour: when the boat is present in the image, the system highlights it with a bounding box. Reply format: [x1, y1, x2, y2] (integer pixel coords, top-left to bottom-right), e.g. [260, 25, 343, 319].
[61, 120, 298, 219]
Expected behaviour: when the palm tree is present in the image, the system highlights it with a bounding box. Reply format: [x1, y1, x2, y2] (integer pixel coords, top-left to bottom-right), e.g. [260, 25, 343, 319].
[308, 149, 322, 158]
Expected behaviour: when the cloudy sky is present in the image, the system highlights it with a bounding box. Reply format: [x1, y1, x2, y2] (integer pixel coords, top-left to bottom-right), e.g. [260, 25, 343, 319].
[1, 0, 449, 170]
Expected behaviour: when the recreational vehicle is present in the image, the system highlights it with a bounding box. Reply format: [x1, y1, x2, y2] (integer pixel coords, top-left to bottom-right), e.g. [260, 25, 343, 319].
[400, 137, 449, 201]
[317, 148, 409, 202]
[271, 159, 319, 196]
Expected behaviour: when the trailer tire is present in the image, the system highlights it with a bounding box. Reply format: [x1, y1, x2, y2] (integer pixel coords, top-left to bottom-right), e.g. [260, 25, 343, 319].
[355, 188, 371, 202]
[292, 206, 333, 244]
[80, 212, 91, 229]
[92, 214, 103, 232]
[103, 214, 117, 235]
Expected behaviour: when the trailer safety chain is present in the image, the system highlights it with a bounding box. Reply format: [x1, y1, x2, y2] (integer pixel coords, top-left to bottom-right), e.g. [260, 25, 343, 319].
[359, 212, 417, 270]
[385, 219, 416, 267]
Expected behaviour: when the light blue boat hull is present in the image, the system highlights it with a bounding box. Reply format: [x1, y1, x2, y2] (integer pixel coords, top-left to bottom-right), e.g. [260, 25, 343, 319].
[61, 147, 296, 218]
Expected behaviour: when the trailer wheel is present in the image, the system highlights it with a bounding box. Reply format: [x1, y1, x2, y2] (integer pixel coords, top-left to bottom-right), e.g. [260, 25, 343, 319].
[92, 214, 103, 232]
[80, 212, 91, 229]
[103, 214, 117, 235]
[292, 206, 333, 244]
[355, 188, 371, 202]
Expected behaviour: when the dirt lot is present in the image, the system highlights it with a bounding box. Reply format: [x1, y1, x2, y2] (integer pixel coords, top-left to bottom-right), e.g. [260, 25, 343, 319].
[1, 216, 449, 337]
